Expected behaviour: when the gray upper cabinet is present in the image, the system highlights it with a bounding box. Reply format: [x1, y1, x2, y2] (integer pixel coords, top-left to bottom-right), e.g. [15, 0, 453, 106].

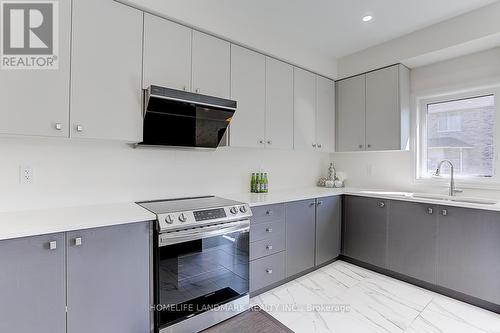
[315, 196, 341, 266]
[71, 0, 143, 141]
[143, 14, 192, 91]
[437, 206, 500, 304]
[315, 76, 335, 152]
[67, 222, 150, 333]
[388, 201, 437, 283]
[0, 0, 71, 137]
[0, 233, 66, 333]
[265, 57, 294, 150]
[336, 75, 366, 151]
[230, 45, 266, 148]
[343, 195, 388, 267]
[336, 64, 410, 152]
[294, 68, 317, 151]
[285, 199, 316, 277]
[192, 31, 230, 98]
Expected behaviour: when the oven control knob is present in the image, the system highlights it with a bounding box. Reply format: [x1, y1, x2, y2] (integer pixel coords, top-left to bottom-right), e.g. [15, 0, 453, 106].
[230, 207, 238, 215]
[165, 215, 174, 224]
[178, 213, 187, 222]
[239, 206, 247, 213]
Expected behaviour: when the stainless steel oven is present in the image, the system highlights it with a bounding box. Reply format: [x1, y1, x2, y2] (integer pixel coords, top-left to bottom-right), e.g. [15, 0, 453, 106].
[137, 197, 252, 333]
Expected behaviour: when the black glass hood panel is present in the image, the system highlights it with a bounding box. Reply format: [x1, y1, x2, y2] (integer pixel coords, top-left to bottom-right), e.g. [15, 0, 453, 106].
[139, 86, 237, 149]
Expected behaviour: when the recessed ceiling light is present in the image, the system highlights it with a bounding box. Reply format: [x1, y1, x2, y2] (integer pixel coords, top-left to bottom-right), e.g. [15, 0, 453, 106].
[362, 15, 373, 22]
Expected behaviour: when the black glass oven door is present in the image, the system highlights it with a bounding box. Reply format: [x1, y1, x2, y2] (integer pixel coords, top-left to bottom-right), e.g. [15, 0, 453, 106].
[155, 228, 249, 329]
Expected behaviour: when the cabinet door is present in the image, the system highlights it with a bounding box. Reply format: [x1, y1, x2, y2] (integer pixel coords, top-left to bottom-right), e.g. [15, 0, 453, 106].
[437, 206, 500, 304]
[230, 45, 266, 148]
[71, 0, 143, 141]
[143, 14, 192, 91]
[336, 75, 366, 152]
[293, 68, 316, 151]
[265, 57, 294, 150]
[192, 31, 230, 98]
[67, 222, 150, 333]
[285, 199, 316, 277]
[365, 65, 400, 151]
[343, 196, 388, 267]
[316, 76, 335, 152]
[0, 0, 71, 137]
[388, 201, 437, 283]
[315, 196, 341, 266]
[0, 233, 66, 333]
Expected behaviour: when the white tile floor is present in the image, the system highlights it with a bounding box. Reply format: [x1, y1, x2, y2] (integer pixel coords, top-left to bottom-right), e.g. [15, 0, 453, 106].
[251, 260, 500, 333]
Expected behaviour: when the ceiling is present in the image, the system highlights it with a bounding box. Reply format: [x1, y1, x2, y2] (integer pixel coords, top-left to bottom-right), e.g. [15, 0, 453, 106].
[125, 0, 498, 59]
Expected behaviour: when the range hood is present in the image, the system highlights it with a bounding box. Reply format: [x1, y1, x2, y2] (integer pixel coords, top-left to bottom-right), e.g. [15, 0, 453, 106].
[138, 85, 237, 149]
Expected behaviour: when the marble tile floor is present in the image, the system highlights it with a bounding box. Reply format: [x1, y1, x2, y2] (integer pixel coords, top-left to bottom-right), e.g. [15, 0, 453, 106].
[251, 260, 500, 333]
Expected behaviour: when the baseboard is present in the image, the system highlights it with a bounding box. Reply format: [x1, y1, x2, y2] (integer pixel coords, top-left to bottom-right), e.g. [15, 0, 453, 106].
[340, 255, 500, 314]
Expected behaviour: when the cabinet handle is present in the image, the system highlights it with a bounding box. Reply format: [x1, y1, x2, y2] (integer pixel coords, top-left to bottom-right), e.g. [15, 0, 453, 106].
[378, 202, 385, 208]
[267, 140, 272, 145]
[427, 208, 434, 215]
[182, 86, 187, 91]
[312, 143, 317, 148]
[367, 144, 372, 148]
[441, 209, 448, 216]
[74, 237, 82, 246]
[259, 139, 265, 144]
[49, 241, 57, 250]
[317, 201, 323, 206]
[55, 123, 62, 130]
[266, 210, 273, 215]
[317, 144, 322, 148]
[195, 88, 200, 93]
[266, 245, 273, 250]
[309, 202, 315, 207]
[266, 269, 273, 274]
[359, 144, 363, 149]
[76, 125, 83, 132]
[265, 228, 273, 233]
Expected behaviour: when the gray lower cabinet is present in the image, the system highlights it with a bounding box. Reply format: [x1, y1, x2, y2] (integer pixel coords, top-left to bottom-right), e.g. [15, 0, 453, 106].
[67, 222, 150, 333]
[388, 201, 437, 283]
[437, 206, 500, 304]
[285, 199, 316, 277]
[315, 196, 342, 266]
[250, 252, 286, 292]
[343, 195, 388, 267]
[0, 233, 66, 333]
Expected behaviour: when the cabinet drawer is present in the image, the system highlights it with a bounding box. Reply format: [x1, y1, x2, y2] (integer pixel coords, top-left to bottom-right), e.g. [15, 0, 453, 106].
[250, 251, 285, 292]
[251, 204, 285, 224]
[250, 234, 285, 260]
[250, 219, 285, 243]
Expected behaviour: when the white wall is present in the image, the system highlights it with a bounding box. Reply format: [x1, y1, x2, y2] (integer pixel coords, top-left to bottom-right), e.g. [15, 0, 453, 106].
[337, 1, 500, 78]
[332, 46, 500, 198]
[0, 137, 329, 211]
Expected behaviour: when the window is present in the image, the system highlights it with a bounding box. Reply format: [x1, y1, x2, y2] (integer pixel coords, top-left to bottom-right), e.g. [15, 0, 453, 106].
[418, 92, 497, 181]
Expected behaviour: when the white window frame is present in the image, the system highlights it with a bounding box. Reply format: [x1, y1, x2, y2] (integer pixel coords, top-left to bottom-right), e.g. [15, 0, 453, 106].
[415, 86, 500, 189]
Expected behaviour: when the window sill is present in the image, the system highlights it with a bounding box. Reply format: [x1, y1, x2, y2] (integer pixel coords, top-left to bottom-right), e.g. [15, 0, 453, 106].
[414, 177, 500, 191]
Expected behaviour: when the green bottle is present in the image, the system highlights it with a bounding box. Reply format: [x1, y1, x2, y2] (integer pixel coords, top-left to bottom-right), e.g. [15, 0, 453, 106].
[263, 173, 268, 193]
[251, 173, 257, 193]
[256, 173, 262, 193]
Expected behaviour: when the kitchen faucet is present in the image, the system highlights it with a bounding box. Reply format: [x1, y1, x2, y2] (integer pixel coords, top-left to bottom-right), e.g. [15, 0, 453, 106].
[434, 160, 462, 196]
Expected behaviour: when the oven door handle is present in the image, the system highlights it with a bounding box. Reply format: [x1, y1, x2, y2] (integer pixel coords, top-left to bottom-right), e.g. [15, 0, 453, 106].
[159, 220, 250, 246]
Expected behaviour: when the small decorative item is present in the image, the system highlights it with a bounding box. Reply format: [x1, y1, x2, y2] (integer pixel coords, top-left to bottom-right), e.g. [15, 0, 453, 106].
[328, 162, 337, 181]
[317, 177, 327, 187]
[325, 180, 335, 188]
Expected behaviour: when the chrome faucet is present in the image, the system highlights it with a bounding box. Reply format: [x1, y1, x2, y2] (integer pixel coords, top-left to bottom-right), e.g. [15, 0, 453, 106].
[434, 160, 462, 196]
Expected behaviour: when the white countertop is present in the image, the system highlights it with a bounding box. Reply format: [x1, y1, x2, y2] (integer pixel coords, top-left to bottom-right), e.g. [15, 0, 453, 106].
[0, 202, 156, 241]
[223, 187, 500, 212]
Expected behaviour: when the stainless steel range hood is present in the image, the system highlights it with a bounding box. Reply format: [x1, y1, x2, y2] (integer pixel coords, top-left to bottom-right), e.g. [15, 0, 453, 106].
[137, 85, 237, 149]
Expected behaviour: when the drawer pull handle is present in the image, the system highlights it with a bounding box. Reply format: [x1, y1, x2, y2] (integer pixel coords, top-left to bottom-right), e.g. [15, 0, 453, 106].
[427, 208, 433, 215]
[317, 201, 323, 206]
[74, 237, 82, 246]
[266, 228, 273, 233]
[266, 269, 273, 274]
[442, 209, 448, 216]
[49, 241, 57, 250]
[378, 202, 385, 208]
[266, 245, 273, 250]
[266, 210, 273, 215]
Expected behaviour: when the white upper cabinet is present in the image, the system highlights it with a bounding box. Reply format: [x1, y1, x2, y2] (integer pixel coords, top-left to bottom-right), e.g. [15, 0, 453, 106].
[336, 64, 410, 152]
[143, 14, 192, 91]
[0, 0, 71, 137]
[230, 45, 266, 148]
[294, 68, 317, 151]
[265, 57, 294, 150]
[192, 31, 230, 99]
[315, 76, 335, 152]
[70, 0, 143, 141]
[336, 75, 366, 152]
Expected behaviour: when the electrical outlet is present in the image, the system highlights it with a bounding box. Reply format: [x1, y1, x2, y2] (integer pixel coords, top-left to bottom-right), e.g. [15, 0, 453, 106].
[19, 165, 34, 184]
